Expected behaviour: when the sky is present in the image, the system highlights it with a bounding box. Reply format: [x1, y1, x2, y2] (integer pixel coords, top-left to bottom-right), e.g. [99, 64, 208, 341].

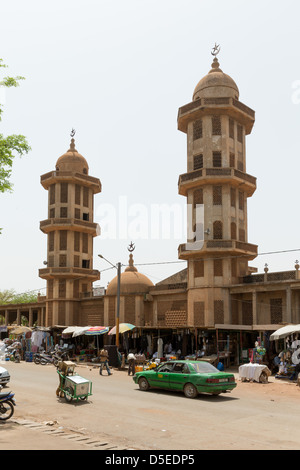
[1, 0, 300, 295]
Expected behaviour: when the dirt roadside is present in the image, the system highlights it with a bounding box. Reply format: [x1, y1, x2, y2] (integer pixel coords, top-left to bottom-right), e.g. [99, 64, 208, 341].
[1, 362, 300, 451]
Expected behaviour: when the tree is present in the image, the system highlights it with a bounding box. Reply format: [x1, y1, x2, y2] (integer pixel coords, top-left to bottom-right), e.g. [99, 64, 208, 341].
[0, 289, 38, 305]
[0, 58, 31, 193]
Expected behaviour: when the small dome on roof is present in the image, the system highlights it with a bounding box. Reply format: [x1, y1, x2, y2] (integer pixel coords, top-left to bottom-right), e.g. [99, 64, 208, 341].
[106, 253, 154, 296]
[56, 138, 89, 174]
[193, 57, 239, 101]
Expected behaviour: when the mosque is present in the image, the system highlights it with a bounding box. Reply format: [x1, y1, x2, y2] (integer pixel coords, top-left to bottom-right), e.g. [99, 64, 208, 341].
[1, 49, 300, 363]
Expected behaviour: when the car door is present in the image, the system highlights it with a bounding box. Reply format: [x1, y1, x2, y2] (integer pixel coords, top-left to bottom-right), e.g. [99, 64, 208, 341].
[169, 362, 189, 391]
[152, 362, 173, 389]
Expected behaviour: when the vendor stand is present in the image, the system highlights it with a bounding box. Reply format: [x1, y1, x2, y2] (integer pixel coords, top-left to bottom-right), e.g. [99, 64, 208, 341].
[239, 363, 271, 383]
[270, 325, 300, 381]
[239, 339, 271, 383]
[56, 361, 92, 403]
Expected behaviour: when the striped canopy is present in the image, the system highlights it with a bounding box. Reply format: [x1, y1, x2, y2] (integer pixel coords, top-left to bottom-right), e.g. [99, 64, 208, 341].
[84, 326, 109, 336]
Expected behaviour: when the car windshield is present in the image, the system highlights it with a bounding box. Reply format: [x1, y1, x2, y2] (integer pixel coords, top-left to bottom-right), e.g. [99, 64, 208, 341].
[190, 362, 219, 374]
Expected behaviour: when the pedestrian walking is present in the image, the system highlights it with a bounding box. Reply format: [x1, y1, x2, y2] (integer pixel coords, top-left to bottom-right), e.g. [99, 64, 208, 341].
[127, 352, 136, 376]
[99, 348, 112, 376]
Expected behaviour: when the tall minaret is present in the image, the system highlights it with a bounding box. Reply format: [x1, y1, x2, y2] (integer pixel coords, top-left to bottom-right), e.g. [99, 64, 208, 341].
[39, 131, 101, 327]
[177, 46, 258, 328]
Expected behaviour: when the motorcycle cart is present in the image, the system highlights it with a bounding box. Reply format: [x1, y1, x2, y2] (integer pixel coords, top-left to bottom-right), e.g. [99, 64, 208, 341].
[56, 361, 92, 403]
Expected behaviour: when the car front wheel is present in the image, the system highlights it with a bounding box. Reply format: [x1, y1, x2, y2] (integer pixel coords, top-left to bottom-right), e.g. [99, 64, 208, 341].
[183, 383, 198, 399]
[138, 377, 150, 391]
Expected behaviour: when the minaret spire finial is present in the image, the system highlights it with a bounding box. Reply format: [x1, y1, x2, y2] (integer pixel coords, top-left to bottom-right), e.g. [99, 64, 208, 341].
[128, 241, 135, 253]
[125, 242, 137, 272]
[69, 128, 76, 152]
[210, 43, 222, 72]
[211, 43, 221, 57]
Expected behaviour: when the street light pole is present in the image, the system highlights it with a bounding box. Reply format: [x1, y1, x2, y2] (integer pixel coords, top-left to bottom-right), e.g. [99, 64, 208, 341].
[98, 255, 121, 348]
[116, 262, 121, 347]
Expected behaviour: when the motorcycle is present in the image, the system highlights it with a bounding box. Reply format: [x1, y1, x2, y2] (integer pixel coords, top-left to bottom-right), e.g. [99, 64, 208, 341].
[5, 348, 21, 363]
[33, 352, 41, 364]
[54, 349, 69, 363]
[39, 351, 57, 366]
[34, 349, 69, 366]
[0, 386, 16, 421]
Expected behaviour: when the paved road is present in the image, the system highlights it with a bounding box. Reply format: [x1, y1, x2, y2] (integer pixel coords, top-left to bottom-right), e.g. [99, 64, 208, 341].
[1, 361, 300, 450]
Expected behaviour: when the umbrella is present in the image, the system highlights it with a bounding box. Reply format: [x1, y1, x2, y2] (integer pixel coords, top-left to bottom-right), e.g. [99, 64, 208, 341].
[108, 323, 136, 335]
[270, 324, 300, 341]
[10, 326, 32, 335]
[84, 326, 109, 352]
[84, 326, 109, 336]
[72, 327, 90, 337]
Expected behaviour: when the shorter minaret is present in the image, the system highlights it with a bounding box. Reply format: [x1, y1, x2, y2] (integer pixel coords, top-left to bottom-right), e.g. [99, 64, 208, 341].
[39, 131, 101, 326]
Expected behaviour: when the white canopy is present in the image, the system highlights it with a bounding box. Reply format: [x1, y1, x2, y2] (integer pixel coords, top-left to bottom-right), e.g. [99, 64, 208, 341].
[61, 326, 92, 337]
[72, 327, 91, 337]
[270, 324, 300, 341]
[62, 326, 82, 335]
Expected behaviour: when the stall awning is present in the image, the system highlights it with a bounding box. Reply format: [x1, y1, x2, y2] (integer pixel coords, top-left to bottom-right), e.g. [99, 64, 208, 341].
[62, 326, 82, 335]
[215, 324, 253, 331]
[270, 324, 300, 341]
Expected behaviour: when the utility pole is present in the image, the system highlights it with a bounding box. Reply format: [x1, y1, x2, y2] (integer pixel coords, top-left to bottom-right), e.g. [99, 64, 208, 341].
[98, 255, 121, 347]
[116, 262, 121, 347]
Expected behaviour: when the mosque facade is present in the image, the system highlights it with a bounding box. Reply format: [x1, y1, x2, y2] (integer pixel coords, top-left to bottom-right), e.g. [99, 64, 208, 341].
[1, 52, 300, 361]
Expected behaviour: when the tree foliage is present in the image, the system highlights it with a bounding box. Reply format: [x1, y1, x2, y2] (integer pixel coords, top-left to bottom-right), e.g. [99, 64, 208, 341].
[0, 58, 31, 194]
[0, 289, 38, 305]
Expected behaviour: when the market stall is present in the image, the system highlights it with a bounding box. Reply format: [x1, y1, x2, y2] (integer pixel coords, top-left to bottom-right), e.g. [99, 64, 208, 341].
[238, 338, 271, 383]
[60, 326, 110, 363]
[239, 363, 271, 383]
[270, 324, 300, 381]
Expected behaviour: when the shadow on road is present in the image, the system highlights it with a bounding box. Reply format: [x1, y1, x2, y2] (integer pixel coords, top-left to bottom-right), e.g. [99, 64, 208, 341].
[133, 387, 239, 402]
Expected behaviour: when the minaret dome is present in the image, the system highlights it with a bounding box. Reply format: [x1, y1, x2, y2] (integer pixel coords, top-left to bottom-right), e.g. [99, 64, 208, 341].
[193, 57, 239, 101]
[56, 137, 89, 174]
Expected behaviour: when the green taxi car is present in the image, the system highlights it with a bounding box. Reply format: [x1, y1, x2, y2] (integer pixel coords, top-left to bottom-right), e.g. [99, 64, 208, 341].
[133, 360, 237, 398]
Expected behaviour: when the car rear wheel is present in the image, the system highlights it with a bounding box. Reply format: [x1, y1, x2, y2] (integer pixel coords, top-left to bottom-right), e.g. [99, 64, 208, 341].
[183, 383, 198, 399]
[138, 377, 150, 391]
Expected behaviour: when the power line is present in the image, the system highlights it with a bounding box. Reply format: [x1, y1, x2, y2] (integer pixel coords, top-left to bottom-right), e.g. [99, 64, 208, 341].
[132, 247, 300, 266]
[2, 247, 300, 302]
[134, 260, 186, 267]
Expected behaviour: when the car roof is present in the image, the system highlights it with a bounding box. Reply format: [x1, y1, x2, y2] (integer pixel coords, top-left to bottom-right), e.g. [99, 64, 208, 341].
[163, 360, 201, 364]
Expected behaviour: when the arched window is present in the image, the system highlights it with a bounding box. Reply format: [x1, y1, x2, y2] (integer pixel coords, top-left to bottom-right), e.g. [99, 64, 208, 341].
[231, 222, 237, 240]
[193, 120, 203, 140]
[213, 221, 223, 240]
[213, 186, 222, 205]
[212, 115, 221, 136]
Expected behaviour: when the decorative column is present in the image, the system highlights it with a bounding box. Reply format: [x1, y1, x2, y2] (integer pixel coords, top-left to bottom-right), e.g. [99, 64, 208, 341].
[29, 307, 33, 327]
[286, 286, 292, 323]
[16, 308, 21, 325]
[252, 291, 257, 325]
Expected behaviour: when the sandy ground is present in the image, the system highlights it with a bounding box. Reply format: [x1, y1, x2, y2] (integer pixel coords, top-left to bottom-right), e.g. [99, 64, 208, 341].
[1, 361, 300, 451]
